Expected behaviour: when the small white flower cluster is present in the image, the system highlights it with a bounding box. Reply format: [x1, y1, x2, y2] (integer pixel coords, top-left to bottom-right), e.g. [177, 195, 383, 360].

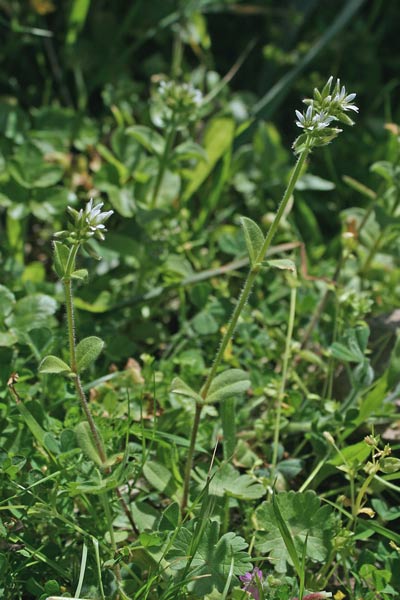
[293, 76, 358, 153]
[55, 199, 113, 243]
[295, 106, 335, 132]
[153, 79, 203, 129]
[158, 80, 203, 108]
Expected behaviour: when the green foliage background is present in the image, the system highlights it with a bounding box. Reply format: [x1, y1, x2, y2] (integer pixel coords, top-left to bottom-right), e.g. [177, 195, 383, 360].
[1, 1, 400, 599]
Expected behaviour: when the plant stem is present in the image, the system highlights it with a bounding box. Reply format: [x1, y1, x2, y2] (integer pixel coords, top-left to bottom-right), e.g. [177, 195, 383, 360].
[202, 148, 309, 398]
[64, 270, 137, 535]
[272, 281, 297, 471]
[64, 278, 107, 463]
[181, 402, 202, 511]
[182, 148, 309, 510]
[150, 114, 177, 209]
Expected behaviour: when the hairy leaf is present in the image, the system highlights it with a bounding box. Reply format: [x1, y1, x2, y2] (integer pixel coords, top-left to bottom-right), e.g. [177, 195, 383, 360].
[76, 336, 104, 371]
[203, 369, 250, 405]
[240, 216, 265, 266]
[74, 421, 103, 467]
[39, 355, 71, 375]
[171, 376, 203, 404]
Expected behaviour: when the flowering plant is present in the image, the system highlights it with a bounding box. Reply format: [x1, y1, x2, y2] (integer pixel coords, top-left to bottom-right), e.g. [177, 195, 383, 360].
[239, 568, 264, 600]
[293, 76, 358, 153]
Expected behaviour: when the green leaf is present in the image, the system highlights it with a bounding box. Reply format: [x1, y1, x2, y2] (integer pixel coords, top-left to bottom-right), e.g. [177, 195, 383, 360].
[71, 269, 88, 281]
[6, 293, 57, 332]
[101, 183, 136, 217]
[143, 460, 176, 494]
[67, 0, 91, 45]
[266, 258, 297, 272]
[209, 464, 265, 500]
[183, 117, 236, 202]
[76, 336, 104, 371]
[254, 491, 335, 573]
[167, 519, 252, 595]
[272, 492, 302, 578]
[203, 369, 250, 405]
[171, 376, 203, 404]
[329, 440, 370, 468]
[295, 173, 335, 191]
[53, 241, 70, 279]
[39, 355, 71, 375]
[8, 142, 64, 188]
[129, 502, 159, 533]
[240, 216, 265, 266]
[380, 457, 400, 474]
[158, 502, 180, 531]
[74, 421, 103, 467]
[0, 331, 18, 347]
[172, 140, 208, 163]
[330, 342, 361, 363]
[388, 334, 400, 388]
[73, 290, 112, 313]
[43, 432, 60, 454]
[0, 284, 15, 317]
[126, 125, 165, 156]
[192, 310, 219, 335]
[14, 401, 47, 450]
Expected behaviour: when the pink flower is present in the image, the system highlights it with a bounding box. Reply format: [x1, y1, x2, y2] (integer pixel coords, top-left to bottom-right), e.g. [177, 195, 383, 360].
[292, 594, 332, 600]
[239, 568, 263, 600]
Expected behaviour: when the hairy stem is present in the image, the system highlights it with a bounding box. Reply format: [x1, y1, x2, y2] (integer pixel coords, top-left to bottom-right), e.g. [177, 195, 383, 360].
[64, 278, 107, 463]
[182, 148, 309, 509]
[202, 148, 309, 398]
[64, 273, 137, 535]
[181, 402, 202, 512]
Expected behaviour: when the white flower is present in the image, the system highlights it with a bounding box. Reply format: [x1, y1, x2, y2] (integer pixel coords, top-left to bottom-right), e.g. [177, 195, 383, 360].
[332, 81, 358, 113]
[295, 107, 335, 132]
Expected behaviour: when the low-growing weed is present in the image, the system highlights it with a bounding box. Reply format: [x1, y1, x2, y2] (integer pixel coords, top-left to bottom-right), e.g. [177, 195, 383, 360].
[1, 73, 400, 600]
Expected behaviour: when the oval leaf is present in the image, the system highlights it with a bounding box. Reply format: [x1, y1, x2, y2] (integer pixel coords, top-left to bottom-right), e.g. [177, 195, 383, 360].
[53, 241, 70, 279]
[76, 336, 104, 371]
[171, 376, 202, 404]
[126, 125, 165, 156]
[71, 269, 88, 281]
[240, 216, 265, 266]
[266, 258, 297, 273]
[203, 369, 250, 404]
[172, 140, 208, 163]
[74, 421, 103, 467]
[39, 355, 71, 375]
